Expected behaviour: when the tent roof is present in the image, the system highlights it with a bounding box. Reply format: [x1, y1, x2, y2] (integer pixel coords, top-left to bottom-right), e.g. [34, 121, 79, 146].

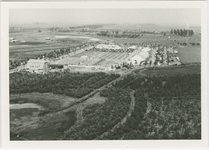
[130, 55, 145, 62]
[96, 44, 122, 50]
[139, 51, 149, 59]
[142, 47, 151, 52]
[128, 45, 137, 49]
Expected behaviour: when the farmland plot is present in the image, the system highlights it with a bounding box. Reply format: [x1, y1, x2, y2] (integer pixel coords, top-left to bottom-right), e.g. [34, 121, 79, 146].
[178, 46, 201, 63]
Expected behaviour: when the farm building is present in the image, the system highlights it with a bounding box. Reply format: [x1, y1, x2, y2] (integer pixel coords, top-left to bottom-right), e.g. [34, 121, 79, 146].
[25, 59, 49, 74]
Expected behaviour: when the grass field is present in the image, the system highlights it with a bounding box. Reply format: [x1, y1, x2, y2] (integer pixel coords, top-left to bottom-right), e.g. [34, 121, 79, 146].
[178, 46, 201, 63]
[9, 32, 95, 60]
[10, 110, 77, 140]
[10, 92, 78, 110]
[142, 64, 200, 76]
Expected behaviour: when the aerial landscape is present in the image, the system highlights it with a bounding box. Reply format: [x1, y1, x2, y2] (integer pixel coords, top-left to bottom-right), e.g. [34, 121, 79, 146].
[9, 9, 201, 140]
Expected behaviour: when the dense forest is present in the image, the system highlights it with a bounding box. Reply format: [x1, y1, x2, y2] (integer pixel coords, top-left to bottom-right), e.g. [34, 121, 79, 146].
[100, 73, 201, 139]
[10, 72, 119, 98]
[63, 72, 201, 140]
[10, 68, 201, 140]
[63, 88, 132, 140]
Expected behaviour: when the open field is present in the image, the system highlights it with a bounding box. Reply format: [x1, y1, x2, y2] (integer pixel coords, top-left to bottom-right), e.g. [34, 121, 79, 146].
[10, 110, 77, 140]
[9, 32, 102, 60]
[178, 46, 201, 63]
[10, 92, 78, 110]
[141, 64, 200, 76]
[55, 51, 132, 66]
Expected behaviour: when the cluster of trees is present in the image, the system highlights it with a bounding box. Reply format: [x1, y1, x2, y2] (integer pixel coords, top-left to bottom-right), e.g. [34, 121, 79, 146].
[97, 30, 162, 39]
[63, 88, 132, 140]
[10, 72, 119, 98]
[37, 43, 93, 60]
[88, 47, 136, 53]
[176, 42, 200, 46]
[9, 59, 25, 70]
[171, 29, 194, 36]
[100, 73, 201, 139]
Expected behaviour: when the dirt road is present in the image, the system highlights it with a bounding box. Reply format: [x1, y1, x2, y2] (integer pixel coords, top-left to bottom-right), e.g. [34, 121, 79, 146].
[95, 90, 135, 140]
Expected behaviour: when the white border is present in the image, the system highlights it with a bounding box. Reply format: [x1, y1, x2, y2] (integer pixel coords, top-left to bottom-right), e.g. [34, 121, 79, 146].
[1, 1, 208, 149]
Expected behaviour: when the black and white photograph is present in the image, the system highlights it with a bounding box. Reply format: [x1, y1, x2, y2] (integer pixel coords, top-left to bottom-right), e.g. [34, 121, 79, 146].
[1, 1, 208, 149]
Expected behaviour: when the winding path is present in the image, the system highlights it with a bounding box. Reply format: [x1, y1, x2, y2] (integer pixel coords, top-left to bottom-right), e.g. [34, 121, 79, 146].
[95, 90, 135, 140]
[54, 73, 127, 113]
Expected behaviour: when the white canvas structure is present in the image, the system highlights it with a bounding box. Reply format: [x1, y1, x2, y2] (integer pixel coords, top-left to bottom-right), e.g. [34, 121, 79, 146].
[129, 55, 145, 65]
[96, 44, 122, 50]
[139, 51, 149, 59]
[80, 55, 88, 59]
[138, 47, 151, 59]
[26, 59, 49, 74]
[128, 45, 137, 50]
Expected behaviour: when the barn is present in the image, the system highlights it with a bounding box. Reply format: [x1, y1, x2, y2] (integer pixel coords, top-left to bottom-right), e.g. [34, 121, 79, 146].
[25, 59, 49, 74]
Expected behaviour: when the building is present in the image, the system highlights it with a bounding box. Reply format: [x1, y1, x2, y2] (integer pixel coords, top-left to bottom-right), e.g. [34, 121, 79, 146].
[25, 59, 49, 74]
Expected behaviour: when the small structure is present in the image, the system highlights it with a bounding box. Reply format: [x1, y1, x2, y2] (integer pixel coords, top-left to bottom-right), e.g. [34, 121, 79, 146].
[10, 40, 19, 43]
[128, 45, 137, 50]
[45, 37, 51, 40]
[80, 55, 88, 59]
[25, 59, 49, 74]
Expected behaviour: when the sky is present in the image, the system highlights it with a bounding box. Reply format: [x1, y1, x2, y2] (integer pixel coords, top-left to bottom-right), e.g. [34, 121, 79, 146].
[10, 9, 201, 26]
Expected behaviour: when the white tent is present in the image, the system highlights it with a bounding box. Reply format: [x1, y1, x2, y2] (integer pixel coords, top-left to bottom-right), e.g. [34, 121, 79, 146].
[142, 47, 151, 53]
[80, 55, 88, 59]
[139, 51, 149, 59]
[96, 44, 122, 50]
[130, 55, 145, 65]
[128, 45, 137, 50]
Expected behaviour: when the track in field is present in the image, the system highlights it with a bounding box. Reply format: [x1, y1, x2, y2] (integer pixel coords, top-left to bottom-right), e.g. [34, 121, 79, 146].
[103, 52, 115, 59]
[107, 53, 120, 59]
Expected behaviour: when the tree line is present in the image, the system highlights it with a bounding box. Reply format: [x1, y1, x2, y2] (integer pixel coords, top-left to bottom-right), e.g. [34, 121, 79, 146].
[100, 73, 201, 139]
[10, 72, 119, 98]
[171, 29, 194, 36]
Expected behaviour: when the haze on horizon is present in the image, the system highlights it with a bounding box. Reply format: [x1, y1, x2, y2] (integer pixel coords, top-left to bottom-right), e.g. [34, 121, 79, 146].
[10, 9, 201, 27]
